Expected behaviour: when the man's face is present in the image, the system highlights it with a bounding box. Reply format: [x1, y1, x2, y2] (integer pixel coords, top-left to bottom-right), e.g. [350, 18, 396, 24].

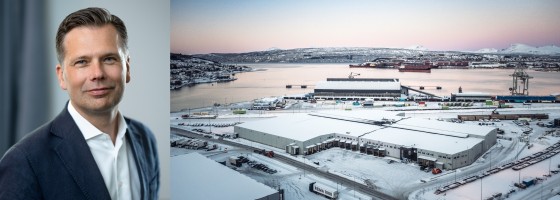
[56, 24, 130, 115]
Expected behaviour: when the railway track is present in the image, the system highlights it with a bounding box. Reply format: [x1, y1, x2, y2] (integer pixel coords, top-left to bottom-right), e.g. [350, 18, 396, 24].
[172, 127, 397, 200]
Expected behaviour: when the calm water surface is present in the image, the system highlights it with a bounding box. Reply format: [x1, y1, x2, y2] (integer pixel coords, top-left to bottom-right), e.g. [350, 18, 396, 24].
[171, 64, 560, 112]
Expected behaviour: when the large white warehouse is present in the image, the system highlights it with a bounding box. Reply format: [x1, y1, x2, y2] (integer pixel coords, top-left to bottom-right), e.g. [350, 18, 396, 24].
[235, 111, 497, 170]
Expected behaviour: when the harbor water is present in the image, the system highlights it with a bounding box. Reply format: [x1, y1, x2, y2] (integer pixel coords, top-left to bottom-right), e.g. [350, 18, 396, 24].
[170, 64, 560, 112]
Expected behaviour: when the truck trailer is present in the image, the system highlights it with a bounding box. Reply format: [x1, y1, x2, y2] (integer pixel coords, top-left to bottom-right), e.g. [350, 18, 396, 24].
[309, 182, 338, 199]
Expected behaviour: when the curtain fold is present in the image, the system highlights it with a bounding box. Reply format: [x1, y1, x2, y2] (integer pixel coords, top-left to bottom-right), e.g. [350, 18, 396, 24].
[0, 0, 49, 156]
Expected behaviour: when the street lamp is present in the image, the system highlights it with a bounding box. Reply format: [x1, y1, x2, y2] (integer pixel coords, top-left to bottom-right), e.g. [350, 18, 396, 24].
[353, 176, 356, 197]
[453, 141, 458, 182]
[518, 170, 521, 184]
[549, 156, 552, 176]
[489, 153, 492, 169]
[303, 156, 306, 177]
[480, 176, 483, 200]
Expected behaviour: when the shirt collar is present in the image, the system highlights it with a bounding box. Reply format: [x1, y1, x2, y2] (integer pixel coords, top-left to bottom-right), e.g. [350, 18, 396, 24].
[67, 101, 128, 141]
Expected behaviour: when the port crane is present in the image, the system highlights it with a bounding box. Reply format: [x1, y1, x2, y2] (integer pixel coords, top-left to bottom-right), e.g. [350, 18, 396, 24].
[348, 72, 360, 79]
[509, 66, 532, 95]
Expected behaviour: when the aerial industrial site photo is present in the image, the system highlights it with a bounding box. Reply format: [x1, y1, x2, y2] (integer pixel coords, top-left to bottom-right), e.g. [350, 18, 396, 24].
[170, 1, 560, 199]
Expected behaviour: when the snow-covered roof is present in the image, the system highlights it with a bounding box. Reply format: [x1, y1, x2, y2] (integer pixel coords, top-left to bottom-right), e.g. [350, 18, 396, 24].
[236, 113, 382, 141]
[236, 112, 494, 155]
[171, 153, 277, 200]
[451, 92, 492, 97]
[255, 97, 279, 103]
[314, 110, 403, 122]
[390, 118, 495, 138]
[315, 80, 401, 91]
[363, 127, 483, 155]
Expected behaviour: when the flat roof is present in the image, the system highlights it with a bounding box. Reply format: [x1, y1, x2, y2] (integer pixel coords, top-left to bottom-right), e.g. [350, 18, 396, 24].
[236, 113, 382, 141]
[390, 118, 494, 138]
[451, 92, 492, 97]
[363, 127, 482, 155]
[236, 112, 494, 155]
[313, 110, 403, 122]
[315, 80, 401, 91]
[171, 153, 277, 200]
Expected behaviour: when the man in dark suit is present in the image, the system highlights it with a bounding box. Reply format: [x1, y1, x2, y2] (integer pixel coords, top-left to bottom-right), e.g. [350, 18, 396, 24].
[0, 7, 159, 200]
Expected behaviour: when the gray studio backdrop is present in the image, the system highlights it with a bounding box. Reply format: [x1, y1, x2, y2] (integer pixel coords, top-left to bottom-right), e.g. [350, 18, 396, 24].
[0, 0, 170, 199]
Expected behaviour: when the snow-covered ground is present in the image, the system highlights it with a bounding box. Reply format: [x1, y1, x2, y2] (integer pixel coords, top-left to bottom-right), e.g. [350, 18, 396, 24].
[305, 148, 433, 196]
[171, 137, 371, 200]
[171, 100, 560, 200]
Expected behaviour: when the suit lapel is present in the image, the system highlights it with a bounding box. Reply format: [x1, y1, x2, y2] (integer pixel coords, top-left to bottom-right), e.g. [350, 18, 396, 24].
[50, 107, 111, 200]
[126, 124, 147, 200]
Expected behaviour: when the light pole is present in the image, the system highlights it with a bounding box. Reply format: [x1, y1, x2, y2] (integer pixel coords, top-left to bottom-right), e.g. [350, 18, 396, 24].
[454, 168, 457, 183]
[549, 156, 552, 176]
[489, 153, 492, 170]
[353, 176, 356, 197]
[480, 175, 483, 200]
[303, 155, 306, 177]
[208, 118, 212, 133]
[518, 170, 521, 184]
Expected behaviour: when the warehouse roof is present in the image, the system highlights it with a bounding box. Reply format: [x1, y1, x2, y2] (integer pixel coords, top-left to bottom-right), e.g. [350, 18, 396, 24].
[315, 80, 401, 91]
[363, 127, 483, 155]
[390, 118, 495, 138]
[171, 153, 278, 200]
[313, 110, 402, 122]
[236, 113, 383, 141]
[451, 92, 492, 97]
[236, 112, 493, 140]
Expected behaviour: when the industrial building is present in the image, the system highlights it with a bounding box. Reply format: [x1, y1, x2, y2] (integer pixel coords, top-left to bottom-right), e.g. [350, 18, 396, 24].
[450, 92, 493, 102]
[496, 95, 556, 103]
[235, 111, 497, 170]
[313, 78, 404, 100]
[172, 153, 281, 200]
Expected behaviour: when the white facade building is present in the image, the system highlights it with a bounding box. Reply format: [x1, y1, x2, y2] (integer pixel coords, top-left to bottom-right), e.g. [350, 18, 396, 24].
[235, 111, 496, 170]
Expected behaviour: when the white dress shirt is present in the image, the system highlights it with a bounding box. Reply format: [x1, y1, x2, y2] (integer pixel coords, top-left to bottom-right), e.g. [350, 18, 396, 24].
[68, 102, 140, 200]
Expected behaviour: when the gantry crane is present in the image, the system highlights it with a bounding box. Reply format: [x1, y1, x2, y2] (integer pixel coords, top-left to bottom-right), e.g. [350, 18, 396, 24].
[509, 66, 533, 95]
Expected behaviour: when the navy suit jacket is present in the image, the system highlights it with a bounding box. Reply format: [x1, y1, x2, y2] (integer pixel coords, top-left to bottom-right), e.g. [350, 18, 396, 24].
[0, 106, 159, 200]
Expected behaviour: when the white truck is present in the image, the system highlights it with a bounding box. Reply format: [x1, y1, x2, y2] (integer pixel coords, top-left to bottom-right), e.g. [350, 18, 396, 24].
[309, 182, 338, 199]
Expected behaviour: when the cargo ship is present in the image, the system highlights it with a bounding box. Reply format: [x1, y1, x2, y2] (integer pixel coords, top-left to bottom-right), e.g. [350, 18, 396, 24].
[349, 61, 397, 68]
[349, 62, 376, 68]
[398, 62, 432, 73]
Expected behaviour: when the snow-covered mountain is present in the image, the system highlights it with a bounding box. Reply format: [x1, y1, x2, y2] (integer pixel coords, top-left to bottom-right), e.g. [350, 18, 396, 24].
[192, 44, 559, 63]
[405, 45, 428, 51]
[501, 43, 536, 53]
[474, 43, 560, 54]
[474, 48, 499, 53]
[266, 47, 281, 51]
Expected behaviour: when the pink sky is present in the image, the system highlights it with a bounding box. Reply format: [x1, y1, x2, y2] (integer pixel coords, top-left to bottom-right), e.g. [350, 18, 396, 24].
[171, 0, 560, 54]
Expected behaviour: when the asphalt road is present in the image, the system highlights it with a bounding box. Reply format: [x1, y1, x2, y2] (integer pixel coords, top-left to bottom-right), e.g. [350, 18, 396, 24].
[172, 127, 397, 200]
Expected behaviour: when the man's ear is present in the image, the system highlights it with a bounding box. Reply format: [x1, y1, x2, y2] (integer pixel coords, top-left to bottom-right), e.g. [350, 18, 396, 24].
[56, 64, 67, 90]
[125, 56, 130, 83]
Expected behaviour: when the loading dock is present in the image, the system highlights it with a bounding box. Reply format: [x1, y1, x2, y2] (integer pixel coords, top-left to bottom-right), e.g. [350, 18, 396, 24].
[418, 155, 437, 168]
[351, 141, 358, 151]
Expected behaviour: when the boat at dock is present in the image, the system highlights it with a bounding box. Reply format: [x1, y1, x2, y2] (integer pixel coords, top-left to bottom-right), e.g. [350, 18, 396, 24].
[398, 62, 432, 73]
[349, 62, 376, 68]
[349, 61, 396, 69]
